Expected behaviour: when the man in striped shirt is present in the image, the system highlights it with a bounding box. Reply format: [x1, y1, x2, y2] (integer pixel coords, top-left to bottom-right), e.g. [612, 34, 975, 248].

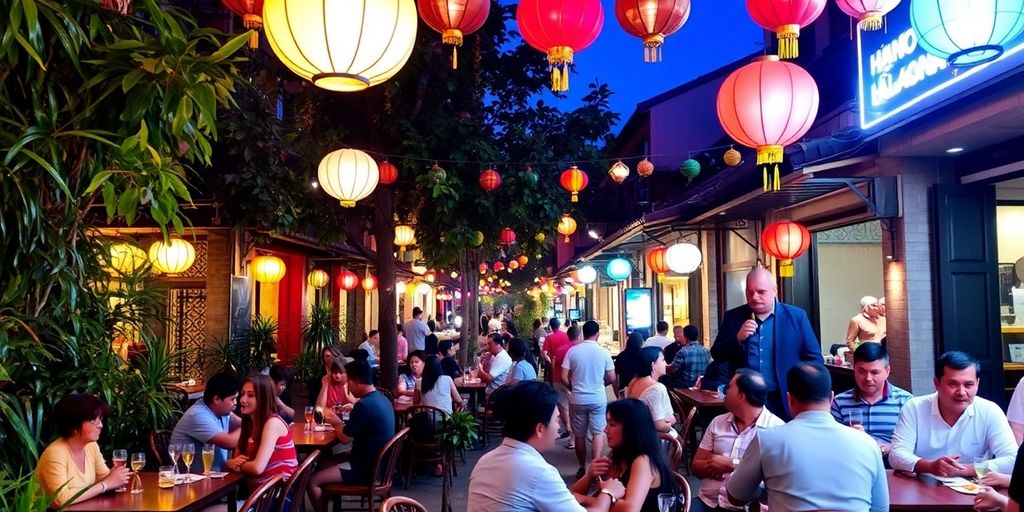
[831, 342, 913, 458]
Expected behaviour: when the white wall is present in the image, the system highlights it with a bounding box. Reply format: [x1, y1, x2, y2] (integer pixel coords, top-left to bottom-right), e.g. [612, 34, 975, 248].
[816, 243, 885, 350]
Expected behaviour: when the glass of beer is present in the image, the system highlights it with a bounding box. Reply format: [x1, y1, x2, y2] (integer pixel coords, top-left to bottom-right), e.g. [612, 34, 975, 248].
[158, 466, 175, 489]
[180, 444, 194, 483]
[112, 449, 128, 492]
[304, 406, 315, 432]
[202, 443, 215, 477]
[849, 410, 864, 429]
[130, 452, 145, 493]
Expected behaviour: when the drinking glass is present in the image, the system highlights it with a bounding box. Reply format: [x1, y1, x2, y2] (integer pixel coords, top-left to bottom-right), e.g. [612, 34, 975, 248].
[716, 384, 726, 398]
[180, 444, 195, 483]
[167, 443, 181, 481]
[314, 406, 325, 426]
[657, 493, 676, 512]
[849, 410, 864, 428]
[304, 406, 315, 432]
[111, 449, 128, 492]
[974, 457, 990, 480]
[129, 452, 145, 494]
[202, 443, 215, 477]
[158, 466, 175, 489]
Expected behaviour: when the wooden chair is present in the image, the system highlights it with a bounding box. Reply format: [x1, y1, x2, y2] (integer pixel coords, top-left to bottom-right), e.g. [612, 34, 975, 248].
[675, 406, 698, 475]
[149, 430, 172, 466]
[381, 497, 427, 512]
[166, 385, 190, 417]
[671, 472, 693, 512]
[377, 388, 394, 403]
[275, 450, 320, 512]
[658, 432, 684, 471]
[403, 405, 449, 489]
[479, 389, 505, 447]
[240, 474, 285, 512]
[321, 427, 410, 512]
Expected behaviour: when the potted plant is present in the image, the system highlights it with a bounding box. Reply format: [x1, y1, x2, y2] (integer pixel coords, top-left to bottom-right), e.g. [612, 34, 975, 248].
[297, 302, 339, 401]
[438, 411, 480, 512]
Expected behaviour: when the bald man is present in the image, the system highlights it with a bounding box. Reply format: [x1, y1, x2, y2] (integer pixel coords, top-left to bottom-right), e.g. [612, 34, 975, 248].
[710, 268, 822, 420]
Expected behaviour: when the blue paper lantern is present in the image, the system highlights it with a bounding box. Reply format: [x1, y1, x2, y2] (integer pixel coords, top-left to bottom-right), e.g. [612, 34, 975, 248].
[911, 0, 1024, 66]
[606, 258, 632, 282]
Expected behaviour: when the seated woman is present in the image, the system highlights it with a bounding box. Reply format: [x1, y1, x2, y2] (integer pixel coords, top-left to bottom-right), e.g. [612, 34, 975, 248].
[506, 338, 538, 385]
[626, 346, 677, 437]
[36, 393, 131, 507]
[317, 359, 355, 411]
[397, 350, 425, 399]
[438, 340, 462, 380]
[225, 375, 298, 488]
[269, 364, 295, 423]
[571, 399, 677, 512]
[425, 333, 439, 356]
[416, 355, 463, 415]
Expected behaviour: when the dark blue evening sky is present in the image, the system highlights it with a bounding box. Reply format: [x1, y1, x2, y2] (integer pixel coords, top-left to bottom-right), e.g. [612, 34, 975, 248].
[515, 0, 765, 133]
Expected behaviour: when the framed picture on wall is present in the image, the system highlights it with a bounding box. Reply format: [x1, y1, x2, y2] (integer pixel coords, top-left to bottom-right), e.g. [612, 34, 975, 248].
[1009, 344, 1024, 363]
[229, 275, 251, 341]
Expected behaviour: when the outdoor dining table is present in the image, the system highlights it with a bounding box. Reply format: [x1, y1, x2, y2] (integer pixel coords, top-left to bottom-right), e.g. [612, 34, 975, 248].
[291, 421, 339, 453]
[65, 471, 243, 512]
[887, 470, 977, 510]
[455, 377, 487, 416]
[673, 387, 726, 409]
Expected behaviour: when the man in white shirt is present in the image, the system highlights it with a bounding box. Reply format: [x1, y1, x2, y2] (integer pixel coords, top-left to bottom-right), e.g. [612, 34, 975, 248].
[1006, 376, 1024, 444]
[403, 307, 431, 352]
[642, 321, 672, 350]
[468, 381, 624, 511]
[890, 350, 1018, 476]
[693, 369, 784, 511]
[480, 333, 512, 395]
[562, 320, 615, 480]
[359, 330, 379, 368]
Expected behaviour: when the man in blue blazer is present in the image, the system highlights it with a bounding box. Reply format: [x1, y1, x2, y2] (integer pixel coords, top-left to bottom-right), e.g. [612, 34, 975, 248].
[711, 268, 822, 420]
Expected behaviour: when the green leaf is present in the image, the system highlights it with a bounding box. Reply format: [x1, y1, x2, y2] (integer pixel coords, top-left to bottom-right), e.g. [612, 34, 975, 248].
[121, 69, 144, 93]
[84, 170, 113, 194]
[208, 31, 250, 63]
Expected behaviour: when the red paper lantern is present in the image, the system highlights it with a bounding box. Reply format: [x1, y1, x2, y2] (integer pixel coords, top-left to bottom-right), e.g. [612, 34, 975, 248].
[716, 56, 818, 191]
[339, 270, 360, 291]
[378, 160, 399, 185]
[761, 220, 811, 277]
[645, 245, 670, 282]
[222, 0, 265, 49]
[746, 0, 827, 59]
[362, 274, 378, 291]
[560, 166, 590, 203]
[835, 0, 900, 31]
[636, 158, 654, 177]
[418, 0, 491, 69]
[615, 0, 691, 62]
[493, 261, 505, 272]
[479, 169, 502, 192]
[517, 0, 604, 91]
[479, 262, 489, 274]
[500, 228, 517, 245]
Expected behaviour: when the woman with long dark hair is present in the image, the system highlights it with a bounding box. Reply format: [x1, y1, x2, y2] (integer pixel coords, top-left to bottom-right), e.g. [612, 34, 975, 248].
[416, 355, 463, 414]
[226, 375, 298, 487]
[627, 347, 677, 437]
[571, 398, 678, 511]
[615, 332, 646, 392]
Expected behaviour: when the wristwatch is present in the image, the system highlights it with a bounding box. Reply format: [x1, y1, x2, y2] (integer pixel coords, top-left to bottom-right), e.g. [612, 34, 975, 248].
[100, 482, 107, 493]
[599, 489, 617, 505]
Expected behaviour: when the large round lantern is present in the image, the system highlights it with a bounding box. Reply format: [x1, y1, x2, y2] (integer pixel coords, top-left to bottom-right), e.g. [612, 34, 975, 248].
[308, 269, 329, 289]
[637, 158, 655, 177]
[761, 220, 811, 277]
[609, 161, 630, 184]
[836, 0, 901, 31]
[666, 242, 702, 274]
[615, 0, 691, 62]
[646, 246, 670, 282]
[418, 0, 491, 69]
[263, 0, 417, 92]
[362, 274, 378, 291]
[517, 0, 605, 91]
[253, 255, 286, 284]
[339, 270, 360, 291]
[318, 148, 380, 207]
[222, 0, 265, 48]
[746, 0, 826, 59]
[517, 255, 529, 266]
[479, 169, 502, 192]
[911, 0, 1024, 66]
[500, 228, 517, 245]
[560, 166, 590, 203]
[107, 243, 148, 274]
[606, 257, 632, 281]
[378, 160, 399, 185]
[577, 265, 598, 284]
[395, 224, 416, 256]
[717, 56, 819, 192]
[493, 261, 506, 272]
[557, 214, 578, 242]
[149, 238, 196, 275]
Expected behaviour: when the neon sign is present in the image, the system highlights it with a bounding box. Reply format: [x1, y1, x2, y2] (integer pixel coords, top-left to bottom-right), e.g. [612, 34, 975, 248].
[857, 1, 1024, 130]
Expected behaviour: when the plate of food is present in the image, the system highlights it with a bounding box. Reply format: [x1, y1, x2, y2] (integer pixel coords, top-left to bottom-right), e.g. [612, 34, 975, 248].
[945, 482, 981, 495]
[209, 471, 229, 479]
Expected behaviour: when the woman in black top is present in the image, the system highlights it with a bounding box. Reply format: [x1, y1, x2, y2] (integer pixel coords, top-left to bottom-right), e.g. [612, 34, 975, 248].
[438, 339, 462, 379]
[614, 332, 645, 392]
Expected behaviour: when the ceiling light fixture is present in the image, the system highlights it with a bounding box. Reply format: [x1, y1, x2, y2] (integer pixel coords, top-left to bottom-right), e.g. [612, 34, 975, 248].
[946, 147, 964, 154]
[587, 229, 601, 240]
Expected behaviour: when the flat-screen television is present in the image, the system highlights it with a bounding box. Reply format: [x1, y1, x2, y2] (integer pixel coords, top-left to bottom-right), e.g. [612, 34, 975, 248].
[568, 308, 582, 321]
[624, 287, 653, 335]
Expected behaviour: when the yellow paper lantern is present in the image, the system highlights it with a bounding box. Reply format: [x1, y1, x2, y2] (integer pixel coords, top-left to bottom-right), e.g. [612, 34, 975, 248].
[557, 214, 578, 242]
[395, 224, 416, 248]
[263, 0, 418, 92]
[253, 255, 287, 283]
[148, 238, 196, 275]
[318, 148, 380, 207]
[308, 269, 329, 289]
[362, 274, 378, 291]
[107, 243, 147, 274]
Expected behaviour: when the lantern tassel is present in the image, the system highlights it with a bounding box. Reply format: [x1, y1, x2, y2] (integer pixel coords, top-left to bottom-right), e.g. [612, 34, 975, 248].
[776, 24, 800, 59]
[548, 46, 574, 92]
[453, 46, 458, 70]
[779, 259, 794, 277]
[657, 274, 665, 283]
[571, 192, 578, 203]
[763, 167, 769, 192]
[642, 34, 665, 63]
[773, 165, 781, 191]
[860, 12, 884, 31]
[243, 14, 262, 49]
[443, 29, 463, 70]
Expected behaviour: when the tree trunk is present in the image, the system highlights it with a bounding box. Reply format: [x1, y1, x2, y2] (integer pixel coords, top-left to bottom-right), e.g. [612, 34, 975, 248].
[375, 190, 398, 393]
[459, 248, 481, 367]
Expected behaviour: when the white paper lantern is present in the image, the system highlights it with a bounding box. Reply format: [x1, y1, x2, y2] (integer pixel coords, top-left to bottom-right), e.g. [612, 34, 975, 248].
[665, 242, 702, 274]
[148, 238, 196, 275]
[577, 265, 598, 284]
[318, 148, 380, 207]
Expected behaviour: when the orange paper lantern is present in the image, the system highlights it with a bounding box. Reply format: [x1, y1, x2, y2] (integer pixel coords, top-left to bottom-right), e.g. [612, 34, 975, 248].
[645, 245, 670, 282]
[560, 166, 589, 203]
[479, 169, 502, 192]
[615, 0, 691, 62]
[761, 220, 810, 277]
[362, 274, 378, 291]
[557, 214, 578, 242]
[222, 0, 266, 48]
[418, 0, 491, 69]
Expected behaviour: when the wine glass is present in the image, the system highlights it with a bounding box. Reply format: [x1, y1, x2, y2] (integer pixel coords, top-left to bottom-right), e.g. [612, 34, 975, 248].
[974, 457, 990, 480]
[129, 452, 145, 494]
[202, 443, 215, 477]
[657, 493, 675, 512]
[304, 406, 315, 432]
[111, 449, 128, 492]
[849, 410, 864, 429]
[180, 444, 195, 483]
[167, 443, 181, 481]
